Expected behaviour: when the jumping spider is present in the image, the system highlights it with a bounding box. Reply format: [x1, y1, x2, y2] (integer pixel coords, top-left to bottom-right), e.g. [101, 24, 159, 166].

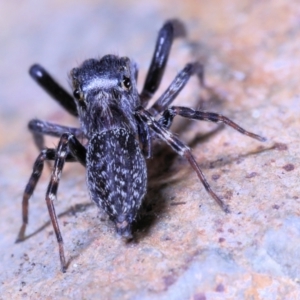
[16, 19, 266, 272]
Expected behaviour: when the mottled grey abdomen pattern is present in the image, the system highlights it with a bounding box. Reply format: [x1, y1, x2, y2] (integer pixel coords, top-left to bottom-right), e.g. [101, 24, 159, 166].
[87, 128, 147, 227]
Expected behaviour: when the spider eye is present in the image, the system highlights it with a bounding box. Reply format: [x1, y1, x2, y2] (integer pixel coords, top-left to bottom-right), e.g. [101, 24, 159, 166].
[122, 76, 131, 90]
[73, 89, 81, 100]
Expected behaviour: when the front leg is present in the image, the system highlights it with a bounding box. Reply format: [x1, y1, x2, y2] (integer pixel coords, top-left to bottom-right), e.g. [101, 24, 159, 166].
[159, 106, 266, 142]
[28, 119, 85, 151]
[140, 19, 186, 106]
[29, 64, 78, 116]
[16, 133, 86, 272]
[136, 116, 152, 158]
[16, 149, 77, 238]
[135, 107, 230, 213]
[148, 63, 204, 116]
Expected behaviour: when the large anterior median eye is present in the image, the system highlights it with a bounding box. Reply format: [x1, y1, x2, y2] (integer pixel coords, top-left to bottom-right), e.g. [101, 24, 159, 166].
[122, 76, 131, 91]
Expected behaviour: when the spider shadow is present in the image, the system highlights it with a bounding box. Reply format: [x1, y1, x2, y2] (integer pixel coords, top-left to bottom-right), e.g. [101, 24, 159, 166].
[17, 202, 93, 242]
[131, 124, 226, 240]
[132, 82, 270, 238]
[131, 82, 227, 238]
[16, 201, 98, 270]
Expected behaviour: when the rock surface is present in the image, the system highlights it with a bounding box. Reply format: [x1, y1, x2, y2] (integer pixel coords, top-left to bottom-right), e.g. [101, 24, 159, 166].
[1, 0, 300, 299]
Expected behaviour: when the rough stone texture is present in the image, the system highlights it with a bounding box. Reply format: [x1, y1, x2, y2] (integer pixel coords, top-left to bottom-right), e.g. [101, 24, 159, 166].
[1, 0, 300, 299]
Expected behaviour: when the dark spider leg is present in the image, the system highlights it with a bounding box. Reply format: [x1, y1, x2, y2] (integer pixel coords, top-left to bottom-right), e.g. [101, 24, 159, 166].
[28, 119, 85, 151]
[159, 106, 266, 142]
[148, 62, 204, 116]
[45, 133, 86, 272]
[16, 149, 78, 242]
[16, 134, 86, 272]
[140, 19, 186, 106]
[30, 64, 78, 116]
[135, 107, 230, 213]
[136, 117, 152, 158]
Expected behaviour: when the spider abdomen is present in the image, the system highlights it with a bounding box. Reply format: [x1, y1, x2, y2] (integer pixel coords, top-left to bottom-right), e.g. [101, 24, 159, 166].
[86, 128, 147, 237]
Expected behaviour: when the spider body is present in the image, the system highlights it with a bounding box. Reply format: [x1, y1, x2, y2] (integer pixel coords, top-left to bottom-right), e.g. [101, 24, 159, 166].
[72, 56, 147, 238]
[16, 20, 265, 272]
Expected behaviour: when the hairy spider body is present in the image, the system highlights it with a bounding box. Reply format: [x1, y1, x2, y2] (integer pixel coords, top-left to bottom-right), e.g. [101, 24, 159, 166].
[72, 56, 140, 137]
[87, 129, 147, 237]
[16, 20, 265, 272]
[72, 56, 147, 237]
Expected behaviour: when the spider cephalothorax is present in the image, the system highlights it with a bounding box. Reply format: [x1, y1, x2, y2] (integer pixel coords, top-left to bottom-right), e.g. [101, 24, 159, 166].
[71, 55, 140, 137]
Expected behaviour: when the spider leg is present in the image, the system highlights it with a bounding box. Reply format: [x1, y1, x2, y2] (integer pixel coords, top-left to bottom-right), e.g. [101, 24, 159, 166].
[135, 107, 230, 213]
[136, 117, 152, 158]
[148, 63, 204, 116]
[16, 149, 77, 242]
[16, 134, 86, 272]
[28, 119, 85, 151]
[159, 106, 266, 141]
[30, 64, 78, 116]
[140, 19, 186, 106]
